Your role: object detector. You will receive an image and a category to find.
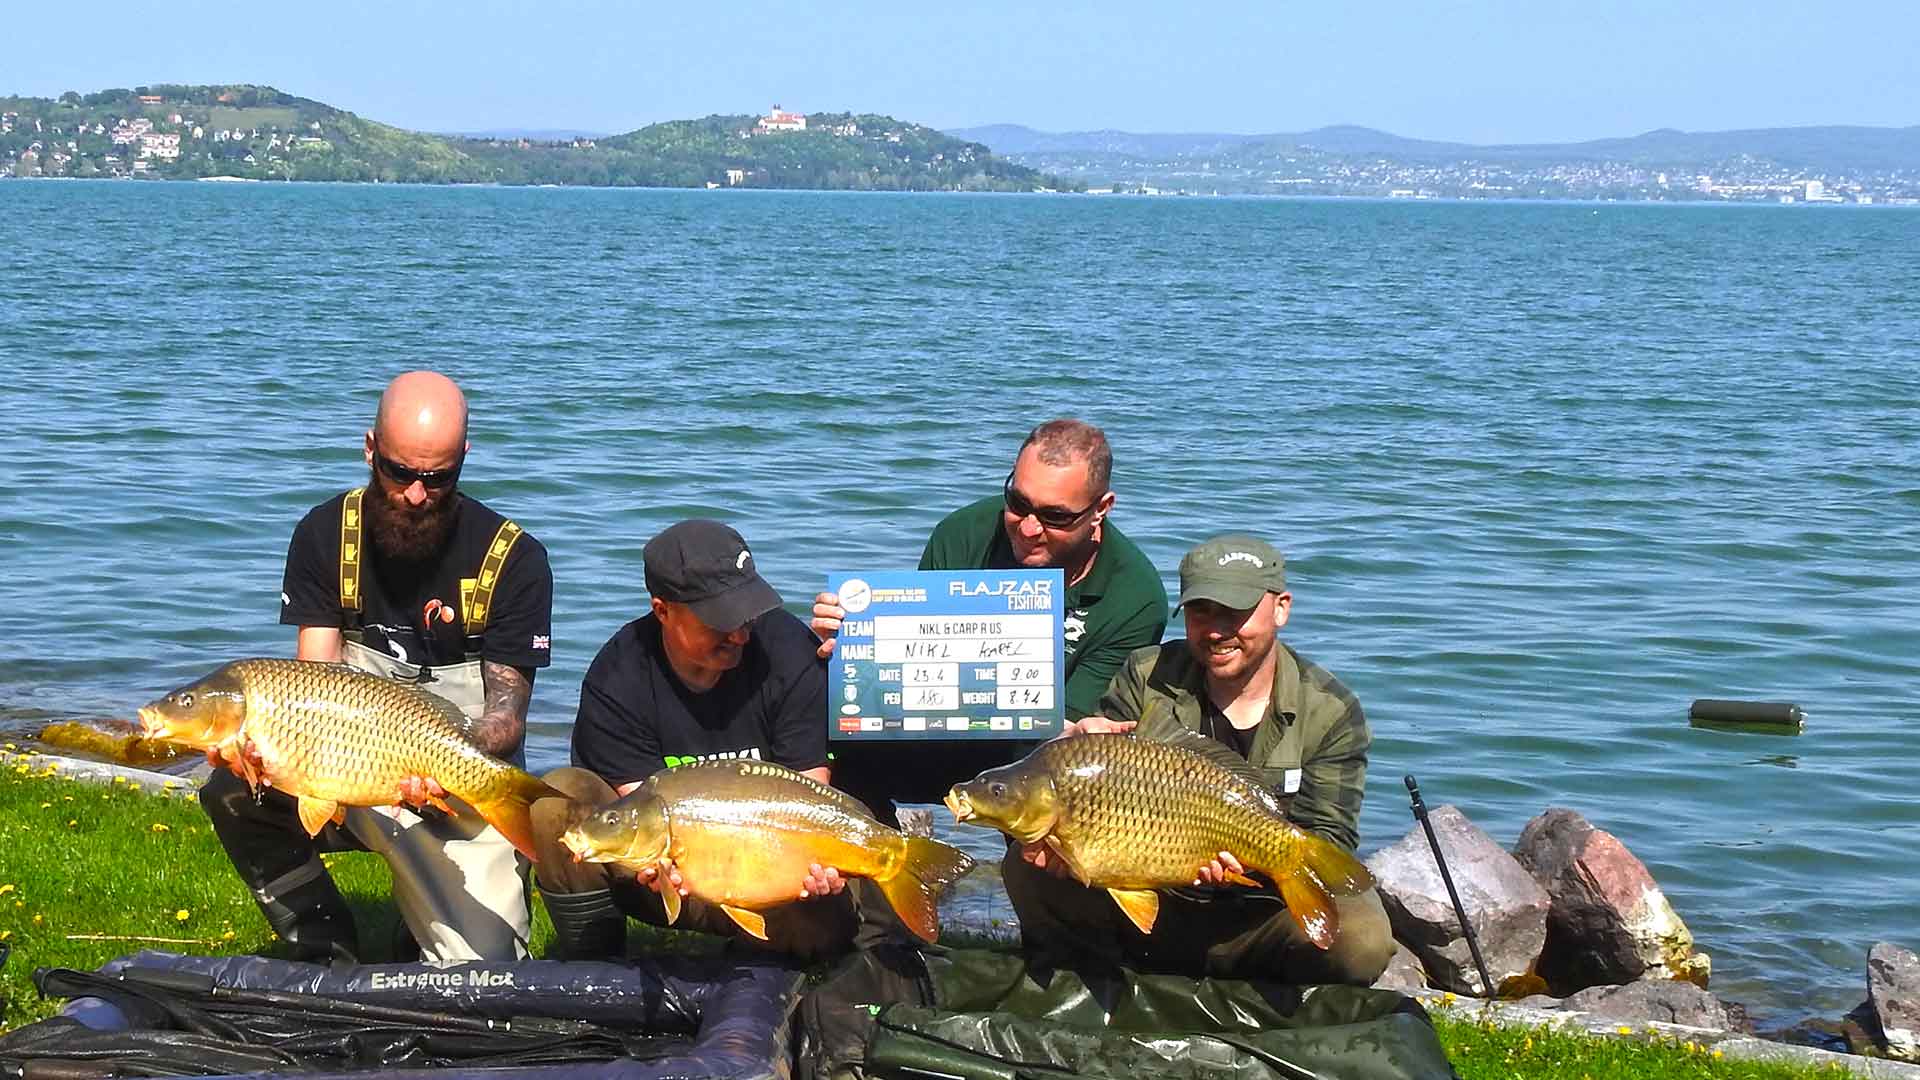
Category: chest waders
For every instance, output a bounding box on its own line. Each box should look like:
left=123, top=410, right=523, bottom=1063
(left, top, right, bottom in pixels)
left=333, top=487, right=535, bottom=962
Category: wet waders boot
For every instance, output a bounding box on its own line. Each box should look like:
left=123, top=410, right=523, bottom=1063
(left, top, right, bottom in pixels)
left=541, top=888, right=626, bottom=961
left=255, top=857, right=361, bottom=966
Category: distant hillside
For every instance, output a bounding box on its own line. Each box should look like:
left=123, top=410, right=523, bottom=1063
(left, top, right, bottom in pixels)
left=950, top=122, right=1920, bottom=176
left=0, top=85, right=1072, bottom=191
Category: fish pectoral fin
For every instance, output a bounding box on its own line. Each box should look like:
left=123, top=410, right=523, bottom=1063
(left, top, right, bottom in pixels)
left=1279, top=874, right=1340, bottom=950
left=658, top=863, right=682, bottom=926
left=1044, top=836, right=1091, bottom=886
left=1107, top=888, right=1161, bottom=935
left=425, top=794, right=458, bottom=817
left=1221, top=868, right=1262, bottom=889
left=295, top=797, right=340, bottom=838
left=720, top=905, right=768, bottom=941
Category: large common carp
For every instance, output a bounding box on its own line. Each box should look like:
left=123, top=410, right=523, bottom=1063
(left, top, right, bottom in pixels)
left=944, top=732, right=1373, bottom=949
left=137, top=658, right=560, bottom=860
left=561, top=758, right=974, bottom=944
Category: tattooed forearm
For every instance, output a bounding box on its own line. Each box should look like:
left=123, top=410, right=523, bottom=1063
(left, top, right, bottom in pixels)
left=472, top=661, right=534, bottom=756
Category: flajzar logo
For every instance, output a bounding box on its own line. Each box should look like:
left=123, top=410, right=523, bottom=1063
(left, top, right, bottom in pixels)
left=949, top=579, right=1052, bottom=597
left=1218, top=552, right=1265, bottom=567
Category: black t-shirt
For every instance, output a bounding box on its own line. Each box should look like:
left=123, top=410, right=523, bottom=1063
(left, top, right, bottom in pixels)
left=280, top=490, right=554, bottom=671
left=570, top=609, right=829, bottom=789
left=1202, top=700, right=1258, bottom=761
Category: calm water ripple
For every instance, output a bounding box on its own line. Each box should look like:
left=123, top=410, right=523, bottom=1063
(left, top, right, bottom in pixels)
left=2, top=181, right=1916, bottom=1026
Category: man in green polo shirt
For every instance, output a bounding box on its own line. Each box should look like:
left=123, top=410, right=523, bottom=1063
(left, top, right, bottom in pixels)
left=1001, top=534, right=1395, bottom=985
left=812, top=418, right=1168, bottom=824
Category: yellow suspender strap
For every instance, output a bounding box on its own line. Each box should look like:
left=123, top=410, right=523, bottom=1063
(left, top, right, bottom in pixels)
left=339, top=488, right=364, bottom=613
left=463, top=519, right=523, bottom=636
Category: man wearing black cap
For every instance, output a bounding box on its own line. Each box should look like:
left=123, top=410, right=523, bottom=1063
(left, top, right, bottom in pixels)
left=529, top=519, right=854, bottom=960
left=1000, top=533, right=1396, bottom=985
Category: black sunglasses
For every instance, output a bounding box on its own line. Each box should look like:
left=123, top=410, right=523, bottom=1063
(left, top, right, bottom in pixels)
left=1003, top=469, right=1098, bottom=530
left=373, top=444, right=463, bottom=490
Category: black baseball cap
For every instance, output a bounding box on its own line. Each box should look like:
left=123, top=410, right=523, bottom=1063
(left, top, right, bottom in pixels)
left=642, top=519, right=782, bottom=631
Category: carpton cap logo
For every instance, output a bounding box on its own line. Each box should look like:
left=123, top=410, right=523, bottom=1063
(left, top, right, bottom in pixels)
left=736, top=550, right=751, bottom=570
left=1218, top=551, right=1265, bottom=568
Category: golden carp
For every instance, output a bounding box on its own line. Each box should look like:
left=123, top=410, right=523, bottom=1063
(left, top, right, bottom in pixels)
left=137, top=658, right=560, bottom=861
left=561, top=757, right=974, bottom=944
left=944, top=732, right=1373, bottom=949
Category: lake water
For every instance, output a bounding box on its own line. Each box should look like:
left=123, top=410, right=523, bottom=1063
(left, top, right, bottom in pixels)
left=2, top=180, right=1915, bottom=1027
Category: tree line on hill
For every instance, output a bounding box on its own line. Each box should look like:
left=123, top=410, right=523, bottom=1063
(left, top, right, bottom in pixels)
left=1, top=84, right=1076, bottom=192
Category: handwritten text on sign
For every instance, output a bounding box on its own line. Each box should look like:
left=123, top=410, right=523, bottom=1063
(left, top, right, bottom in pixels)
left=826, top=570, right=1066, bottom=741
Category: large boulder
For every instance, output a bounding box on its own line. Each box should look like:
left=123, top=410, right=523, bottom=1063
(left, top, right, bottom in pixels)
left=1563, top=980, right=1741, bottom=1031
left=1512, top=807, right=1710, bottom=993
left=1869, top=942, right=1920, bottom=1062
left=1367, top=804, right=1548, bottom=996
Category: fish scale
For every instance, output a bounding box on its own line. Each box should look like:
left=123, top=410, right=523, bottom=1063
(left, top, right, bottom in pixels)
left=561, top=757, right=975, bottom=943
left=1044, top=736, right=1288, bottom=886
left=945, top=732, right=1374, bottom=947
left=138, top=658, right=562, bottom=861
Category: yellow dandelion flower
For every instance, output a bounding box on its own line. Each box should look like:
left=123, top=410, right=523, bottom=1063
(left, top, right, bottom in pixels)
left=63, top=795, right=74, bottom=801
left=3, top=742, right=14, bottom=750
left=162, top=780, right=177, bottom=789
left=1, top=930, right=11, bottom=942
left=113, top=776, right=127, bottom=784
left=222, top=930, right=236, bottom=941
left=1617, top=1026, right=1633, bottom=1035
left=0, top=884, right=15, bottom=895
left=32, top=914, right=43, bottom=925
left=175, top=909, right=191, bottom=921
left=150, top=823, right=171, bottom=833
left=67, top=820, right=77, bottom=827
left=1712, top=1049, right=1723, bottom=1059
left=39, top=802, right=52, bottom=809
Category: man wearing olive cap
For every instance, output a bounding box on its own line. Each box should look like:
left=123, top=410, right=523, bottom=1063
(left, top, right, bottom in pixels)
left=529, top=519, right=855, bottom=960
left=1004, top=534, right=1396, bottom=985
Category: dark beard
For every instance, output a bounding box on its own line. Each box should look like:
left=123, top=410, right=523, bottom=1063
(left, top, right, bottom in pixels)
left=364, top=476, right=461, bottom=564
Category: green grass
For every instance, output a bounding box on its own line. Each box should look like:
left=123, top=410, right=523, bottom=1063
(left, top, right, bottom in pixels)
left=0, top=761, right=1874, bottom=1078
left=1430, top=1004, right=1857, bottom=1079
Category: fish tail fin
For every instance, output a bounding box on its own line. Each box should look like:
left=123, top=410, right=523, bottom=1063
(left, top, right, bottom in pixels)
left=877, top=837, right=975, bottom=943
left=464, top=770, right=567, bottom=864
left=1302, top=834, right=1374, bottom=896
left=1252, top=831, right=1375, bottom=951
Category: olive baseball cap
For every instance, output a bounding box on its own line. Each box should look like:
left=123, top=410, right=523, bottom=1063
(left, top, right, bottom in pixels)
left=643, top=519, right=782, bottom=630
left=1174, top=535, right=1288, bottom=612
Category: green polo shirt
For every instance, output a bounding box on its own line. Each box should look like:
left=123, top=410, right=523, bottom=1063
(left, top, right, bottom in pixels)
left=1101, top=640, right=1370, bottom=852
left=919, top=495, right=1169, bottom=720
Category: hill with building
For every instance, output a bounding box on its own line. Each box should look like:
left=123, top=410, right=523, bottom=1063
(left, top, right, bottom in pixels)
left=948, top=123, right=1920, bottom=202
left=0, top=86, right=1072, bottom=191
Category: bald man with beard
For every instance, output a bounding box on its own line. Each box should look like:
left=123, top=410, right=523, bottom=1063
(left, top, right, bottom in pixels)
left=200, top=371, right=556, bottom=964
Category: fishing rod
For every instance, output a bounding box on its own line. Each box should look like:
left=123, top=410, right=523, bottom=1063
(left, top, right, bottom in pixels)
left=1404, top=774, right=1495, bottom=998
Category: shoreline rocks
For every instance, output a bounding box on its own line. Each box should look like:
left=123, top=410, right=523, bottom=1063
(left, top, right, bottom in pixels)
left=1366, top=803, right=1548, bottom=996
left=1513, top=807, right=1711, bottom=992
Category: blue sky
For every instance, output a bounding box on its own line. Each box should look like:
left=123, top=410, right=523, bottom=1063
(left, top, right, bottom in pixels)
left=5, top=0, right=1915, bottom=143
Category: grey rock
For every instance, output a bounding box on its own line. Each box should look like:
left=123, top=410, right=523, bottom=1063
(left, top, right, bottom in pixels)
left=1563, top=979, right=1736, bottom=1031
left=1514, top=807, right=1709, bottom=993
left=1367, top=804, right=1548, bottom=996
left=1870, top=942, right=1920, bottom=1062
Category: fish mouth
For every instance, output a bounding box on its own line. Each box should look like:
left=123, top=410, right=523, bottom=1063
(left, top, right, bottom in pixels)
left=942, top=789, right=974, bottom=822
left=135, top=706, right=168, bottom=739
left=558, top=829, right=614, bottom=863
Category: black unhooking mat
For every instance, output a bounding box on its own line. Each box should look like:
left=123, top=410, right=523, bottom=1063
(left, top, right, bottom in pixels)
left=796, top=946, right=1458, bottom=1080
left=0, top=950, right=804, bottom=1080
